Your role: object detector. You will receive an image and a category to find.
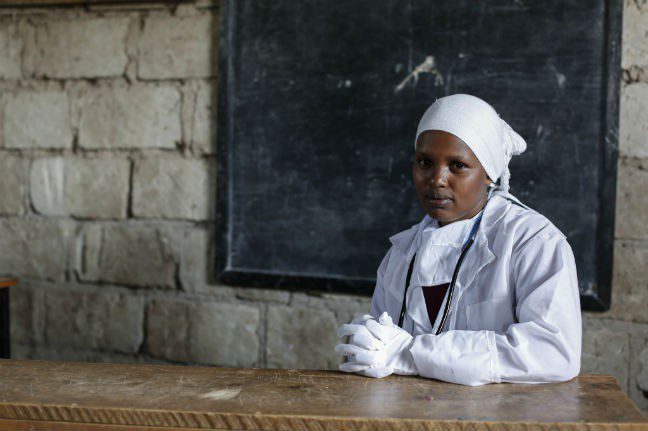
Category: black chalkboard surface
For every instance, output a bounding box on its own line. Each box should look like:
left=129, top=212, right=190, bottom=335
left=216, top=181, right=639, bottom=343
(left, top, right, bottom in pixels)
left=216, top=0, right=621, bottom=311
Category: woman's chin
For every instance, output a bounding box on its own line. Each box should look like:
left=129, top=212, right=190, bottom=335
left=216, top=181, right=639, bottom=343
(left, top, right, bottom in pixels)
left=426, top=207, right=454, bottom=223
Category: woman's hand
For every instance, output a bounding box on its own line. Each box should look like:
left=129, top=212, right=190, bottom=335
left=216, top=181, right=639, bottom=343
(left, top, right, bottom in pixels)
left=335, top=312, right=418, bottom=378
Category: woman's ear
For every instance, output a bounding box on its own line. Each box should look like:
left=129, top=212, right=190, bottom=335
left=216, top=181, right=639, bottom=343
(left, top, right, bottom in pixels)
left=485, top=177, right=496, bottom=194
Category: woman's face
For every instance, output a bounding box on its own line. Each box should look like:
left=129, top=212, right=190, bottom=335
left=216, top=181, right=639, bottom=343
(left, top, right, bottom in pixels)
left=413, top=130, right=491, bottom=226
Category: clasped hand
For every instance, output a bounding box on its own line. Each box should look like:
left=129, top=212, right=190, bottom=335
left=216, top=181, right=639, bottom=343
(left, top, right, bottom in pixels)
left=335, top=312, right=417, bottom=378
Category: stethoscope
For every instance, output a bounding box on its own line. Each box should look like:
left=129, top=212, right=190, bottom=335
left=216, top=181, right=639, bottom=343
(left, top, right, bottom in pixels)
left=397, top=211, right=484, bottom=334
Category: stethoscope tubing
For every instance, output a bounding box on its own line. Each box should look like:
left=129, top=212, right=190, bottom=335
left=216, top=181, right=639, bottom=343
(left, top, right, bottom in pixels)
left=398, top=212, right=484, bottom=333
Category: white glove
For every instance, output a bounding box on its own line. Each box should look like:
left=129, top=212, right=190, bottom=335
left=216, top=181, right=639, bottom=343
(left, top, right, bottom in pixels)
left=335, top=312, right=418, bottom=378
left=335, top=314, right=392, bottom=378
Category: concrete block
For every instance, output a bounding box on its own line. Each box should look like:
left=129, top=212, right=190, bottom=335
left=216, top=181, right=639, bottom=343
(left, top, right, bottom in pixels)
left=616, top=159, right=648, bottom=240
left=138, top=14, right=216, bottom=79
left=581, top=323, right=631, bottom=391
left=64, top=158, right=130, bottom=219
left=76, top=224, right=177, bottom=288
left=192, top=81, right=217, bottom=154
left=132, top=156, right=213, bottom=220
left=0, top=22, right=22, bottom=79
left=190, top=301, right=260, bottom=366
left=623, top=0, right=648, bottom=69
left=3, top=90, right=73, bottom=149
left=77, top=85, right=181, bottom=150
left=172, top=225, right=211, bottom=292
left=0, top=93, right=3, bottom=148
left=620, top=83, right=648, bottom=158
left=236, top=288, right=291, bottom=304
left=145, top=299, right=190, bottom=362
left=0, top=153, right=28, bottom=215
left=608, top=241, right=648, bottom=323
left=146, top=298, right=260, bottom=366
left=25, top=345, right=169, bottom=365
left=44, top=286, right=144, bottom=354
left=166, top=224, right=241, bottom=296
left=26, top=17, right=129, bottom=78
left=30, top=157, right=130, bottom=219
left=23, top=345, right=143, bottom=364
left=0, top=218, right=73, bottom=281
left=582, top=316, right=648, bottom=412
left=636, top=344, right=648, bottom=412
left=9, top=344, right=32, bottom=360
left=9, top=280, right=44, bottom=346
left=29, top=158, right=65, bottom=216
left=291, top=292, right=372, bottom=326
left=266, top=305, right=339, bottom=370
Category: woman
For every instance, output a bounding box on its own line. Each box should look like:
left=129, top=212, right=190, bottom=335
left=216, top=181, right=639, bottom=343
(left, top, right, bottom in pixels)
left=335, top=94, right=581, bottom=386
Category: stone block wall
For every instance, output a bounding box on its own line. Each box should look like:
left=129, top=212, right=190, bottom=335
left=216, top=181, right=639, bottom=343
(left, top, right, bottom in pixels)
left=0, top=0, right=647, bottom=413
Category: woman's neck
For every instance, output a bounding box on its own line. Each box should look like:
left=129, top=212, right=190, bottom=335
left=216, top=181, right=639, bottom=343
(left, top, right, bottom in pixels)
left=438, top=194, right=488, bottom=227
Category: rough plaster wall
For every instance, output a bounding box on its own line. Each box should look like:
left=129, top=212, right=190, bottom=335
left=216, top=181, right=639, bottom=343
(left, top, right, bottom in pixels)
left=0, top=0, right=646, bottom=413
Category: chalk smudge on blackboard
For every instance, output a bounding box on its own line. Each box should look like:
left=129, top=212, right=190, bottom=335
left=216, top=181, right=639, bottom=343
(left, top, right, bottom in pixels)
left=394, top=56, right=444, bottom=93
left=548, top=64, right=567, bottom=88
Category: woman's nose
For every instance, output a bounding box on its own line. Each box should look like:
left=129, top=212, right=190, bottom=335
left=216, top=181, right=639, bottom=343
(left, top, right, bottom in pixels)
left=430, top=167, right=449, bottom=187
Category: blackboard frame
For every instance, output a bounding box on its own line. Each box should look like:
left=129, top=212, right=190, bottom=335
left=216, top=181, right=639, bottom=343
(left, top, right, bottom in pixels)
left=215, top=0, right=622, bottom=311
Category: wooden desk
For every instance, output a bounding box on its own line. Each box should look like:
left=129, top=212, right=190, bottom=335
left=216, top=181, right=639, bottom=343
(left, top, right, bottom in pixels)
left=0, top=277, right=18, bottom=359
left=0, top=360, right=647, bottom=430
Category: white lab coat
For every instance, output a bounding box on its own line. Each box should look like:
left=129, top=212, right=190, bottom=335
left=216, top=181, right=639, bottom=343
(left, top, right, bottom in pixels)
left=369, top=194, right=582, bottom=386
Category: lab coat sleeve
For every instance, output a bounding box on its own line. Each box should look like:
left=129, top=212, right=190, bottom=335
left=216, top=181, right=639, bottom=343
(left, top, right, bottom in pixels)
left=369, top=248, right=395, bottom=318
left=408, top=232, right=582, bottom=386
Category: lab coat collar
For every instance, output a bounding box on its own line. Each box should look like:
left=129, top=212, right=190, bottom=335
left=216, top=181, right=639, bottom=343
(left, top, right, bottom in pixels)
left=387, top=196, right=511, bottom=331
left=480, top=194, right=510, bottom=230
left=388, top=195, right=510, bottom=253
left=388, top=216, right=430, bottom=255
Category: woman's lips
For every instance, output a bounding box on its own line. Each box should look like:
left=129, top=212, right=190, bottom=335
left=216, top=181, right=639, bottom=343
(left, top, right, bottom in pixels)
left=425, top=195, right=452, bottom=207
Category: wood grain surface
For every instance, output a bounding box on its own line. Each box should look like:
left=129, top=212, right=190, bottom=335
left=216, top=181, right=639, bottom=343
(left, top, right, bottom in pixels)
left=0, top=359, right=647, bottom=431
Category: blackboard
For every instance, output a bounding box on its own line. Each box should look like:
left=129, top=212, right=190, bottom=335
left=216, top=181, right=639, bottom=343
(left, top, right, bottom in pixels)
left=216, top=0, right=621, bottom=311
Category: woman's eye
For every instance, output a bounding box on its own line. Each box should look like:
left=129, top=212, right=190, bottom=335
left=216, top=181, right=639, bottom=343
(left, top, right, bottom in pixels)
left=451, top=161, right=467, bottom=170
left=417, top=158, right=430, bottom=167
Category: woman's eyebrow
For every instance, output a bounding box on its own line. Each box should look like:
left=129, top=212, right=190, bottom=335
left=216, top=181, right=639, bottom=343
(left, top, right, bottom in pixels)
left=445, top=152, right=473, bottom=161
left=415, top=151, right=472, bottom=160
left=443, top=152, right=466, bottom=157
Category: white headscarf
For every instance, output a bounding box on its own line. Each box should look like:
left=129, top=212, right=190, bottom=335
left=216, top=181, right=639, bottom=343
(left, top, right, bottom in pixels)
left=414, top=94, right=526, bottom=203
